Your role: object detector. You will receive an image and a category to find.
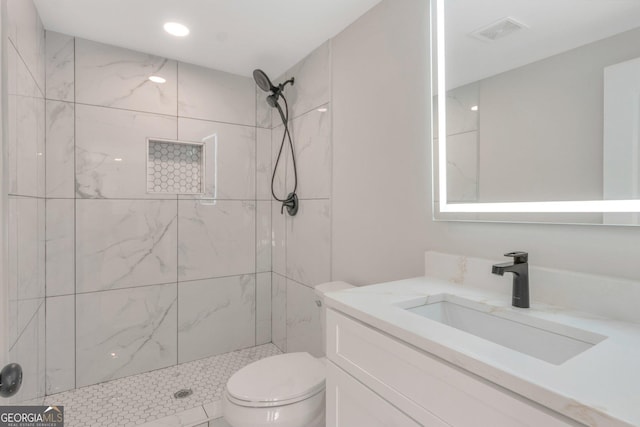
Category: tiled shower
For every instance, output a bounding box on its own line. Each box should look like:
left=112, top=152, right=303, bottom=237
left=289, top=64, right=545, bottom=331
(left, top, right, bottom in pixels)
left=4, top=0, right=334, bottom=413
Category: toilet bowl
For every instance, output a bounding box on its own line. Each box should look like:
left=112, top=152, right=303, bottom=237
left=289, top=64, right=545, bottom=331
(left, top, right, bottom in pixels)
left=223, top=352, right=326, bottom=427
left=223, top=281, right=354, bottom=427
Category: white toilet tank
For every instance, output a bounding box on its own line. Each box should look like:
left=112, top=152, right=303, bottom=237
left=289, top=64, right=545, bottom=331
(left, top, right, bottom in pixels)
left=314, top=281, right=354, bottom=356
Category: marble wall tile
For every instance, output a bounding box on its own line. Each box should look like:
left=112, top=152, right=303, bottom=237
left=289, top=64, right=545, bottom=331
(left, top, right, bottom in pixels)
left=37, top=196, right=46, bottom=293
left=287, top=106, right=331, bottom=199
left=256, top=127, right=272, bottom=200
left=76, top=199, right=178, bottom=293
left=271, top=124, right=288, bottom=199
left=16, top=197, right=45, bottom=334
left=8, top=302, right=45, bottom=405
left=76, top=283, right=177, bottom=387
left=75, top=104, right=177, bottom=199
left=275, top=41, right=331, bottom=122
left=178, top=275, right=255, bottom=363
left=6, top=38, right=45, bottom=194
left=286, top=199, right=331, bottom=286
left=36, top=100, right=45, bottom=198
left=444, top=82, right=479, bottom=136
left=6, top=0, right=19, bottom=45
left=271, top=202, right=286, bottom=276
left=35, top=12, right=46, bottom=98
left=16, top=42, right=41, bottom=99
left=286, top=280, right=322, bottom=357
left=271, top=273, right=287, bottom=352
left=7, top=39, right=17, bottom=97
left=7, top=47, right=18, bottom=195
left=178, top=62, right=255, bottom=126
left=46, top=199, right=75, bottom=296
left=37, top=302, right=46, bottom=399
left=45, top=295, right=75, bottom=394
left=7, top=197, right=19, bottom=347
left=46, top=100, right=75, bottom=198
left=446, top=131, right=478, bottom=202
left=178, top=200, right=255, bottom=281
left=6, top=159, right=45, bottom=353
left=256, top=201, right=271, bottom=273
left=256, top=86, right=272, bottom=129
left=256, top=272, right=272, bottom=345
left=45, top=31, right=74, bottom=102
left=7, top=0, right=45, bottom=95
left=75, top=38, right=177, bottom=115
left=177, top=118, right=256, bottom=200
left=15, top=70, right=42, bottom=197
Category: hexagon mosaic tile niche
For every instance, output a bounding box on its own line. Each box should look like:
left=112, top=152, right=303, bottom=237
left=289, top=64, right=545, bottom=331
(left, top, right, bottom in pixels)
left=148, top=139, right=204, bottom=194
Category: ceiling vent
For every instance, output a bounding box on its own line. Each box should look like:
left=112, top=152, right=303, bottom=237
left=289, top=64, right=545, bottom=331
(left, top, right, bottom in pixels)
left=470, top=17, right=528, bottom=42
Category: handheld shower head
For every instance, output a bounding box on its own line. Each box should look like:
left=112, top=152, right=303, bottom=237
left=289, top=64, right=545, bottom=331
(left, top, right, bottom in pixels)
left=253, top=69, right=275, bottom=93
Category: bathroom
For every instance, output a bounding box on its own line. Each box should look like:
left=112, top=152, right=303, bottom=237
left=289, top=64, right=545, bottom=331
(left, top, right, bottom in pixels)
left=0, top=0, right=639, bottom=426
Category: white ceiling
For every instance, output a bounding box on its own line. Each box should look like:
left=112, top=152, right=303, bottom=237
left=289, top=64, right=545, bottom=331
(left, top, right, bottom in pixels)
left=446, top=0, right=640, bottom=89
left=34, top=0, right=382, bottom=78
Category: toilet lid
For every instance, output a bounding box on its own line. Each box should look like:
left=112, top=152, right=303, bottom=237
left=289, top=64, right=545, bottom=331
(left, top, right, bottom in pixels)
left=226, top=353, right=325, bottom=406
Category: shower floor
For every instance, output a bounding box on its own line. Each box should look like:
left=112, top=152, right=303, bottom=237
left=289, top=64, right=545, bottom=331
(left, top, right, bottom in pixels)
left=44, top=343, right=281, bottom=427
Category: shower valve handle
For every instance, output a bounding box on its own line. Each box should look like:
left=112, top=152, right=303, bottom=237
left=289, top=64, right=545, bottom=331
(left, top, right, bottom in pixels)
left=0, top=363, right=22, bottom=398
left=280, top=193, right=299, bottom=216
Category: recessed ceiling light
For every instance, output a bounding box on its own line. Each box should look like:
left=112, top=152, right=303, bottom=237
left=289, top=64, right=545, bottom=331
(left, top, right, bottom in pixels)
left=471, top=105, right=479, bottom=111
left=164, top=22, right=190, bottom=37
left=317, top=107, right=328, bottom=113
left=114, top=158, right=123, bottom=162
left=149, top=75, right=166, bottom=84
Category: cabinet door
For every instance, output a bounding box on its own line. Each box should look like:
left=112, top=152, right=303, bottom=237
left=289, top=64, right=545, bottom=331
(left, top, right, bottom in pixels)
left=326, top=362, right=450, bottom=427
left=327, top=309, right=582, bottom=427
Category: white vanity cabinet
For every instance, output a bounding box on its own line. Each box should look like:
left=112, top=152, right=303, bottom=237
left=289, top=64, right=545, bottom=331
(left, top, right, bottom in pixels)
left=325, top=309, right=584, bottom=427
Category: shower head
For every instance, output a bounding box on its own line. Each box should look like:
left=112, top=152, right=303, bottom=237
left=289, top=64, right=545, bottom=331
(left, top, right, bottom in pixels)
left=267, top=94, right=279, bottom=108
left=253, top=69, right=275, bottom=93
left=254, top=68, right=295, bottom=109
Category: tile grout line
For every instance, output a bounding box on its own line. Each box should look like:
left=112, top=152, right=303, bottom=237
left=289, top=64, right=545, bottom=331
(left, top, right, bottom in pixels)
left=328, top=40, right=334, bottom=285
left=72, top=34, right=77, bottom=392
left=70, top=100, right=261, bottom=130
left=43, top=28, right=48, bottom=402
left=254, top=89, right=258, bottom=347
left=176, top=198, right=179, bottom=366
left=176, top=61, right=180, bottom=367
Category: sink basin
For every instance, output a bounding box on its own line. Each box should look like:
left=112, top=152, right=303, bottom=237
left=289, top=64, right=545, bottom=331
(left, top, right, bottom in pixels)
left=406, top=295, right=606, bottom=365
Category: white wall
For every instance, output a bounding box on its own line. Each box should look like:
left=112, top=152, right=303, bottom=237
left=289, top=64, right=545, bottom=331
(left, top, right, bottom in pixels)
left=332, top=0, right=640, bottom=284
left=332, top=0, right=430, bottom=286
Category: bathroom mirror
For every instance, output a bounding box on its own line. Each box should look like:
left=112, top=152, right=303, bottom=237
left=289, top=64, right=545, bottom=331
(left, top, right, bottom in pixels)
left=433, top=0, right=640, bottom=225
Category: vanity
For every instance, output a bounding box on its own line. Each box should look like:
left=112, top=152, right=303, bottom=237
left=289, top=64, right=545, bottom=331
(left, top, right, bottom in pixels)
left=323, top=253, right=640, bottom=427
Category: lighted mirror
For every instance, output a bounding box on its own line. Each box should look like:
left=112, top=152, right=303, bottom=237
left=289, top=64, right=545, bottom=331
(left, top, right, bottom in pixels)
left=433, top=0, right=640, bottom=225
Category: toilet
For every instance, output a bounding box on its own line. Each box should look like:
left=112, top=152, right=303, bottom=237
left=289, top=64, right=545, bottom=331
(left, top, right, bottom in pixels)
left=222, top=282, right=354, bottom=427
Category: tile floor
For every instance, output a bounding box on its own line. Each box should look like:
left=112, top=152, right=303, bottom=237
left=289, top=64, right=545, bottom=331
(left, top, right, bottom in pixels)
left=44, top=344, right=281, bottom=427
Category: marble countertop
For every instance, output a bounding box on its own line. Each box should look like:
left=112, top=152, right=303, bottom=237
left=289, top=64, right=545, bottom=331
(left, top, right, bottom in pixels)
left=324, top=276, right=640, bottom=427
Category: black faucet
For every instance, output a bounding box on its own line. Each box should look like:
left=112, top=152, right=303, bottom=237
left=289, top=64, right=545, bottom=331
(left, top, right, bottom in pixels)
left=492, top=252, right=530, bottom=308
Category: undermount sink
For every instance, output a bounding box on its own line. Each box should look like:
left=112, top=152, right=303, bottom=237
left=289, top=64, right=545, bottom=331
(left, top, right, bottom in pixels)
left=406, top=295, right=607, bottom=365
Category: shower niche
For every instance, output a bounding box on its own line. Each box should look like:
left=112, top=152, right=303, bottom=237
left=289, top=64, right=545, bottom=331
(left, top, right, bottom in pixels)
left=147, top=138, right=205, bottom=194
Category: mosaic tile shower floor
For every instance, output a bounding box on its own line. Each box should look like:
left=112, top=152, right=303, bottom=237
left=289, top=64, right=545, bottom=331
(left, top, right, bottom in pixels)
left=45, top=344, right=281, bottom=427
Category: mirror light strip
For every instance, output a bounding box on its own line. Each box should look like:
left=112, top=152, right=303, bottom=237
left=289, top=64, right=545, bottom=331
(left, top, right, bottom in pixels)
left=440, top=200, right=640, bottom=213
left=437, top=0, right=448, bottom=207
left=434, top=0, right=640, bottom=214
